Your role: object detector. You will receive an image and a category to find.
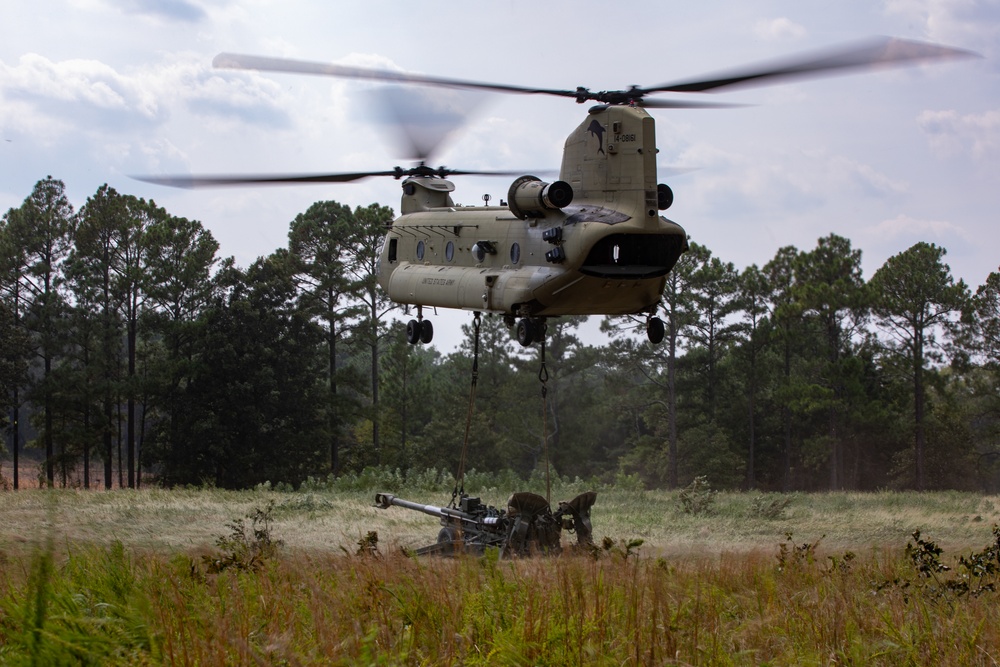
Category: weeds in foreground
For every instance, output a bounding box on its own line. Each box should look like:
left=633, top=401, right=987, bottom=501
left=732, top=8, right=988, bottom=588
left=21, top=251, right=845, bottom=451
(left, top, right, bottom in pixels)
left=5, top=515, right=1000, bottom=665
left=0, top=540, right=157, bottom=665
left=203, top=501, right=283, bottom=573
left=591, top=536, right=645, bottom=561
left=4, top=532, right=1000, bottom=665
left=355, top=530, right=381, bottom=557
left=874, top=526, right=1000, bottom=602
left=776, top=532, right=824, bottom=570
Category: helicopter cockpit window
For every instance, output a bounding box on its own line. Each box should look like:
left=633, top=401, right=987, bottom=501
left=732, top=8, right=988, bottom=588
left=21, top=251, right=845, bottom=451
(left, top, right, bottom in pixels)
left=416, top=240, right=425, bottom=261
left=388, top=238, right=398, bottom=263
left=510, top=242, right=520, bottom=265
left=445, top=241, right=455, bottom=262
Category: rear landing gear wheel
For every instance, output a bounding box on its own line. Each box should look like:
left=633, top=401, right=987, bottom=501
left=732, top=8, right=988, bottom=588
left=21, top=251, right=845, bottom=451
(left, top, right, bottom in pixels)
left=647, top=316, right=665, bottom=344
left=406, top=319, right=421, bottom=345
left=516, top=319, right=534, bottom=346
left=405, top=318, right=434, bottom=345
left=419, top=319, right=434, bottom=344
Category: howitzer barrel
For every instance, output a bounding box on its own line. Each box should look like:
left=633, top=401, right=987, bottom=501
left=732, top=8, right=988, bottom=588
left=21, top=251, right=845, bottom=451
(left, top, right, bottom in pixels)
left=374, top=493, right=476, bottom=522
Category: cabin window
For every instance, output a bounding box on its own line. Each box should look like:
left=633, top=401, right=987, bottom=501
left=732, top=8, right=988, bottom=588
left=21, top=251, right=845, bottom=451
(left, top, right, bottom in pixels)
left=446, top=241, right=455, bottom=262
left=510, top=242, right=520, bottom=265
left=416, top=240, right=425, bottom=260
left=388, top=238, right=398, bottom=263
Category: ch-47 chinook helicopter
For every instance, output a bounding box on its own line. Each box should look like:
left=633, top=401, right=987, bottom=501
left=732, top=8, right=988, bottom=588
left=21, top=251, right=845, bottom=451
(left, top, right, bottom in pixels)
left=140, top=37, right=976, bottom=348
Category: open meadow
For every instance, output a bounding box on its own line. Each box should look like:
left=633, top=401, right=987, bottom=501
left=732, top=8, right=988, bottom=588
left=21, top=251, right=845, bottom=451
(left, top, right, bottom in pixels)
left=2, top=480, right=1000, bottom=665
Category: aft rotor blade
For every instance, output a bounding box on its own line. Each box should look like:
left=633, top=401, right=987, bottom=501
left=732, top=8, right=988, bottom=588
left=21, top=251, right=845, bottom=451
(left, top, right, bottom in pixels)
left=645, top=37, right=979, bottom=94
left=214, top=53, right=581, bottom=98
left=215, top=38, right=978, bottom=107
left=638, top=98, right=746, bottom=109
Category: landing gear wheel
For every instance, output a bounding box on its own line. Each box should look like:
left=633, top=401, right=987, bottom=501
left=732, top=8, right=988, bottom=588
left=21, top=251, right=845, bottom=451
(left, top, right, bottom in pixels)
left=515, top=318, right=545, bottom=347
left=406, top=319, right=421, bottom=345
left=532, top=319, right=546, bottom=345
left=516, top=319, right=534, bottom=347
left=419, top=319, right=434, bottom=344
left=647, top=316, right=665, bottom=344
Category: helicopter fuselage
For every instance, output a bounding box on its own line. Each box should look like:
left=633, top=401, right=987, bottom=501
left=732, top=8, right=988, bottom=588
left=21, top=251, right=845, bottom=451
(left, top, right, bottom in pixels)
left=380, top=205, right=686, bottom=318
left=377, top=104, right=688, bottom=324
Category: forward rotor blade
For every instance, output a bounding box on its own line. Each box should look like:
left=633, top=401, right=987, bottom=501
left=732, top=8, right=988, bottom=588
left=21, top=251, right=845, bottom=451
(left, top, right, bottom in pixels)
left=214, top=53, right=580, bottom=98
left=645, top=37, right=980, bottom=94
left=134, top=168, right=535, bottom=189
left=436, top=168, right=531, bottom=177
left=133, top=171, right=399, bottom=188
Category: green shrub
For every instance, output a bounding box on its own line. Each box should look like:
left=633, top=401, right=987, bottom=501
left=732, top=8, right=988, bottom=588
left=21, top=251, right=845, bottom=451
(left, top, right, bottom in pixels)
left=748, top=493, right=793, bottom=520
left=205, top=502, right=284, bottom=573
left=678, top=476, right=715, bottom=515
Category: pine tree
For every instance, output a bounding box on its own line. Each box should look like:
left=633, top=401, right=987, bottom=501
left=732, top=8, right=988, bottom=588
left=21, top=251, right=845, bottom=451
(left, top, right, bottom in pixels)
left=287, top=201, right=360, bottom=474
left=1, top=177, right=74, bottom=486
left=870, top=242, right=969, bottom=490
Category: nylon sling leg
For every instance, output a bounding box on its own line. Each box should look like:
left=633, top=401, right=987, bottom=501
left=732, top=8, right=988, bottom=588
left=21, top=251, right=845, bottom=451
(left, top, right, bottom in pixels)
left=539, top=334, right=552, bottom=506
left=451, top=311, right=481, bottom=507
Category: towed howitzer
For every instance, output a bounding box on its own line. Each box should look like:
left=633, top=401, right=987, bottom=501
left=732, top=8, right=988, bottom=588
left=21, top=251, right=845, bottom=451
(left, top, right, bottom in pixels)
left=374, top=490, right=597, bottom=557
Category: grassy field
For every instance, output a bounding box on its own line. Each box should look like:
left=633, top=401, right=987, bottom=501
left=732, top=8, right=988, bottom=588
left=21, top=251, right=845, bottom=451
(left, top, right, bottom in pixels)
left=2, top=483, right=1000, bottom=664
left=1, top=483, right=998, bottom=555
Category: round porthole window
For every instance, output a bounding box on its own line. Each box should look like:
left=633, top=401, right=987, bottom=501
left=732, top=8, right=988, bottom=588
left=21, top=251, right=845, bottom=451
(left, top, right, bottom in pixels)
left=510, top=242, right=521, bottom=265
left=416, top=240, right=425, bottom=260
left=445, top=241, right=455, bottom=262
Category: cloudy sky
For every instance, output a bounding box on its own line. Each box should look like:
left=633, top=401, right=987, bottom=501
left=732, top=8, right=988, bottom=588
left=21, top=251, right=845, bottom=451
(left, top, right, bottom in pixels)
left=2, top=0, right=998, bottom=350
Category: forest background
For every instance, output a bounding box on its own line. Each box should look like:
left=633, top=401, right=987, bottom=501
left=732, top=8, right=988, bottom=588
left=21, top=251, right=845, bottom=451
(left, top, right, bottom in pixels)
left=2, top=176, right=999, bottom=494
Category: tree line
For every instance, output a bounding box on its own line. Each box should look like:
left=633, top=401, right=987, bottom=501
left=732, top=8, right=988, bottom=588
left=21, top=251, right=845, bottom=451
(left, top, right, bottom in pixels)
left=2, top=177, right=998, bottom=491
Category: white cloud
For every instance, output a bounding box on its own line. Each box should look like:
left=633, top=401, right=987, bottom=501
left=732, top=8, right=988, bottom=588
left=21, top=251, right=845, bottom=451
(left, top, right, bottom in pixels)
left=866, top=212, right=970, bottom=242
left=0, top=51, right=295, bottom=149
left=676, top=143, right=910, bottom=220
left=883, top=0, right=1000, bottom=59
left=1, top=53, right=159, bottom=117
left=70, top=0, right=209, bottom=23
left=825, top=155, right=910, bottom=197
left=918, top=108, right=1000, bottom=159
left=753, top=18, right=807, bottom=41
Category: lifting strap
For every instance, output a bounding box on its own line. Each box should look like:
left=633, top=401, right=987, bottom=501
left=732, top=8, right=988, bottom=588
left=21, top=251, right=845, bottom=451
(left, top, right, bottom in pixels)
left=539, top=334, right=552, bottom=506
left=451, top=311, right=480, bottom=507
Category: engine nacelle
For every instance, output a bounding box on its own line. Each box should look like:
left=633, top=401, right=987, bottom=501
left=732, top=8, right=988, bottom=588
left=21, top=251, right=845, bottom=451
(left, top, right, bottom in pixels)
left=507, top=175, right=574, bottom=220
left=657, top=183, right=673, bottom=211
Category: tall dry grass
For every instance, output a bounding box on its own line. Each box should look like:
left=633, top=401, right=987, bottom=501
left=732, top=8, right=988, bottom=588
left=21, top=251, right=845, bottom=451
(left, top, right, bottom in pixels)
left=3, top=536, right=1000, bottom=665
left=3, top=484, right=1000, bottom=663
